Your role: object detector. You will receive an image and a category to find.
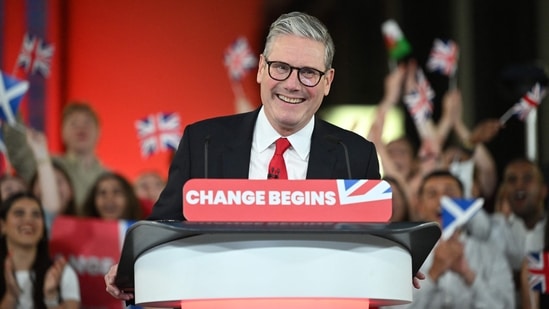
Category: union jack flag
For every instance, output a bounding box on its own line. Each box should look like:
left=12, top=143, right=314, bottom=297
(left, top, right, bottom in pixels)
left=403, top=69, right=434, bottom=122
left=16, top=33, right=55, bottom=77
left=512, top=83, right=546, bottom=121
left=440, top=196, right=484, bottom=240
left=426, top=39, right=459, bottom=76
left=527, top=251, right=549, bottom=293
left=336, top=179, right=392, bottom=205
left=0, top=71, right=29, bottom=126
left=135, top=112, right=182, bottom=157
left=224, top=37, right=257, bottom=81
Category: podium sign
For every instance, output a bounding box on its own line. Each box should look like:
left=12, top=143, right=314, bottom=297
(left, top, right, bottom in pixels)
left=115, top=179, right=440, bottom=308
left=183, top=179, right=392, bottom=222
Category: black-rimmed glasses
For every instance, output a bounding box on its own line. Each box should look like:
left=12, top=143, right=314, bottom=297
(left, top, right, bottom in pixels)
left=265, top=59, right=326, bottom=87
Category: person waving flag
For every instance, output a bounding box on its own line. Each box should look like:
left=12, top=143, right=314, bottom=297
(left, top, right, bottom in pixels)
left=15, top=33, right=55, bottom=77
left=0, top=71, right=29, bottom=126
left=500, top=82, right=546, bottom=124
left=427, top=39, right=459, bottom=89
left=224, top=36, right=257, bottom=113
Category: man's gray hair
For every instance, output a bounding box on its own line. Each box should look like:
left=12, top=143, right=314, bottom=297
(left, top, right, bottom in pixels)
left=263, top=11, right=335, bottom=70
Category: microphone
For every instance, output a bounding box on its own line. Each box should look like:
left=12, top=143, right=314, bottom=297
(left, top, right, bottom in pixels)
left=204, top=135, right=211, bottom=178
left=325, top=135, right=352, bottom=179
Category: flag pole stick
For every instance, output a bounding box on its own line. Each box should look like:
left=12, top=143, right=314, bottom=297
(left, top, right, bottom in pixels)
left=388, top=59, right=396, bottom=72
left=499, top=107, right=515, bottom=125
left=449, top=73, right=457, bottom=90
left=526, top=109, right=537, bottom=162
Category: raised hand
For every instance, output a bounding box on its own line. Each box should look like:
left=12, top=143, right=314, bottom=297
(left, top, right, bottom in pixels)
left=43, top=256, right=67, bottom=300
left=2, top=256, right=21, bottom=307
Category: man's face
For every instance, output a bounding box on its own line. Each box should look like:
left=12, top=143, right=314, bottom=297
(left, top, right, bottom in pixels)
left=257, top=35, right=334, bottom=136
left=417, top=175, right=462, bottom=223
left=62, top=111, right=99, bottom=154
left=503, top=161, right=547, bottom=219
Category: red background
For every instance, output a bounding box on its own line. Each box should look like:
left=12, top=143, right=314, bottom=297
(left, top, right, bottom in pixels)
left=2, top=0, right=263, bottom=181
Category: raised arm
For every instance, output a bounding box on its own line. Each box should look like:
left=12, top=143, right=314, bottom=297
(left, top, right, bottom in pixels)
left=25, top=128, right=61, bottom=215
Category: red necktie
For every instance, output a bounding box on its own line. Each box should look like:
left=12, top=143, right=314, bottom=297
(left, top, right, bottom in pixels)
left=268, top=138, right=291, bottom=179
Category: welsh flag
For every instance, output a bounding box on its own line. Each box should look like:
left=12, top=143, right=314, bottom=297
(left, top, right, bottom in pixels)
left=381, top=19, right=412, bottom=61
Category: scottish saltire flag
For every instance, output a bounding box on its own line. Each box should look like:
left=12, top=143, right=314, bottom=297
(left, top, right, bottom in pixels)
left=403, top=69, right=434, bottom=122
left=336, top=179, right=392, bottom=205
left=16, top=33, right=55, bottom=77
left=527, top=251, right=549, bottom=293
left=135, top=112, right=182, bottom=157
left=224, top=37, right=257, bottom=81
left=426, top=39, right=459, bottom=76
left=381, top=19, right=412, bottom=60
left=440, top=196, right=484, bottom=240
left=0, top=126, right=7, bottom=176
left=512, top=83, right=546, bottom=121
left=0, top=71, right=29, bottom=126
left=0, top=122, right=7, bottom=155
left=49, top=216, right=135, bottom=309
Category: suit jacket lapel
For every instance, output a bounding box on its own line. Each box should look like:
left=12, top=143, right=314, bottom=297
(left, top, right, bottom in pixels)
left=307, top=121, right=339, bottom=179
left=221, top=109, right=259, bottom=178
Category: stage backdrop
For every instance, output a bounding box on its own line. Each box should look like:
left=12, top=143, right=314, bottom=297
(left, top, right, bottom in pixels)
left=1, top=0, right=262, bottom=181
left=66, top=0, right=262, bottom=181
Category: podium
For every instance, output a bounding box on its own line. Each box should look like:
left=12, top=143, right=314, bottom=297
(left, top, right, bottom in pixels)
left=114, top=220, right=440, bottom=308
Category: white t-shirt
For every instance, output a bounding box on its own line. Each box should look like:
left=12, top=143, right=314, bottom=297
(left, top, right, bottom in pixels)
left=15, top=264, right=80, bottom=309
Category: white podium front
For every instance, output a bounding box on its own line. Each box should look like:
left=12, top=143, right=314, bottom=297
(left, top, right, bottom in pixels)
left=115, top=221, right=440, bottom=308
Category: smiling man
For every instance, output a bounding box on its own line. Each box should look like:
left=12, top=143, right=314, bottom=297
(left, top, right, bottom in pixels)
left=105, top=11, right=382, bottom=301
left=489, top=158, right=547, bottom=271
left=145, top=11, right=380, bottom=221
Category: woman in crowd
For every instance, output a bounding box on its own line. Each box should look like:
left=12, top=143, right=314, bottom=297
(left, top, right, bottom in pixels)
left=82, top=172, right=142, bottom=220
left=0, top=192, right=80, bottom=308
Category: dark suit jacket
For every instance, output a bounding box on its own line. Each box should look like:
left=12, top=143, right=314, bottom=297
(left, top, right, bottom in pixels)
left=149, top=108, right=380, bottom=220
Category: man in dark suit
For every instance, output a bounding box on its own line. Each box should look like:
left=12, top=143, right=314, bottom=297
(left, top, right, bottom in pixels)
left=149, top=109, right=380, bottom=220
left=106, top=11, right=380, bottom=300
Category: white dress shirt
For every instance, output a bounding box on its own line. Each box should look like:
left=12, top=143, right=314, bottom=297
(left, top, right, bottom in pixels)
left=248, top=107, right=313, bottom=180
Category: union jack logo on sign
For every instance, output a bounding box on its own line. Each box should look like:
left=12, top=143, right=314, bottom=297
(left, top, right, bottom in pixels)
left=336, top=179, right=392, bottom=205
left=135, top=112, right=182, bottom=157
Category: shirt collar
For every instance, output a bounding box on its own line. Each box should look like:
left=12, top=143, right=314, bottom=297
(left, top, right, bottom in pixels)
left=254, top=106, right=314, bottom=161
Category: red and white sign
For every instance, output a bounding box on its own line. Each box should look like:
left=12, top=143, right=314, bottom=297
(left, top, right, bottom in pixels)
left=49, top=216, right=133, bottom=309
left=183, top=179, right=392, bottom=222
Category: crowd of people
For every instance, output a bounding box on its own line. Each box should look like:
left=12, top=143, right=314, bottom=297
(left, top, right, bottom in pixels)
left=0, top=102, right=166, bottom=307
left=370, top=60, right=548, bottom=308
left=0, top=10, right=547, bottom=309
